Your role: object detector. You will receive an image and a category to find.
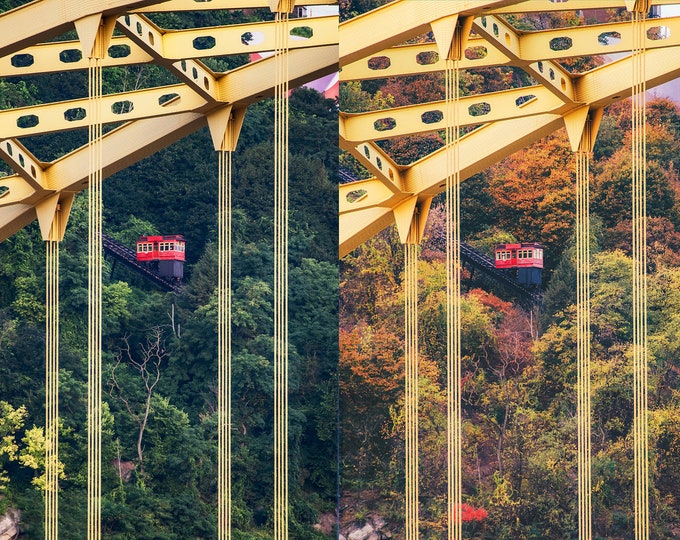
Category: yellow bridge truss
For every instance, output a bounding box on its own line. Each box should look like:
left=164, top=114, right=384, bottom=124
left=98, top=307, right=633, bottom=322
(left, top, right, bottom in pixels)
left=339, top=0, right=680, bottom=256
left=0, top=0, right=338, bottom=241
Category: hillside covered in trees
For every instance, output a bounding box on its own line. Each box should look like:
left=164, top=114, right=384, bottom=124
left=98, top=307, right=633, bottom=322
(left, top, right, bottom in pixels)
left=338, top=2, right=680, bottom=537
left=0, top=6, right=338, bottom=538
left=340, top=86, right=680, bottom=537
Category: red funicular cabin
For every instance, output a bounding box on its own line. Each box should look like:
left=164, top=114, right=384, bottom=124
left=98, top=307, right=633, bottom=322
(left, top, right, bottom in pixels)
left=494, top=242, right=544, bottom=286
left=136, top=235, right=186, bottom=279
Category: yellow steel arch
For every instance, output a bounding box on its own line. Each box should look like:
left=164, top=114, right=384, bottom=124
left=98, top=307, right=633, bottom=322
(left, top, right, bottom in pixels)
left=339, top=0, right=680, bottom=256
left=0, top=0, right=338, bottom=242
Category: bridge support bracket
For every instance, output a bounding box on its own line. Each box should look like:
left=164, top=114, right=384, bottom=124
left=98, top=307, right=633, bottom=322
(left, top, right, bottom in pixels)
left=564, top=106, right=603, bottom=153
left=207, top=105, right=247, bottom=152
left=36, top=193, right=74, bottom=242
left=394, top=196, right=432, bottom=245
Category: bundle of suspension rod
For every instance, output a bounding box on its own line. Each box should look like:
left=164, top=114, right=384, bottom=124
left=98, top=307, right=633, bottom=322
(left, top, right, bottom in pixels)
left=575, top=143, right=592, bottom=540
left=218, top=148, right=233, bottom=539
left=273, top=10, right=290, bottom=540
left=45, top=234, right=60, bottom=540
left=631, top=8, right=649, bottom=540
left=445, top=57, right=463, bottom=540
left=404, top=241, right=419, bottom=539
left=87, top=54, right=104, bottom=540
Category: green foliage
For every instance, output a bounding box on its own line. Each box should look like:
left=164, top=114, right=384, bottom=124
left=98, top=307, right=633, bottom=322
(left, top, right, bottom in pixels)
left=539, top=243, right=576, bottom=328
left=593, top=147, right=677, bottom=233
left=339, top=81, right=394, bottom=114
left=10, top=275, right=43, bottom=322
left=103, top=281, right=133, bottom=337
left=0, top=48, right=336, bottom=540
left=109, top=216, right=159, bottom=248
left=0, top=79, right=37, bottom=110
left=0, top=401, right=27, bottom=491
left=468, top=229, right=518, bottom=260
left=339, top=0, right=393, bottom=22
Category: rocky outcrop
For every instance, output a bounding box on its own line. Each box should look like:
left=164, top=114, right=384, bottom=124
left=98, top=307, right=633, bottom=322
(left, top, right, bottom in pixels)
left=314, top=512, right=336, bottom=536
left=341, top=515, right=391, bottom=540
left=0, top=509, right=20, bottom=540
left=112, top=458, right=136, bottom=482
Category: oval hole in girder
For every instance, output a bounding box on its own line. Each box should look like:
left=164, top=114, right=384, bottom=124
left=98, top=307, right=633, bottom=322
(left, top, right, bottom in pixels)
left=290, top=26, right=313, bottom=38
left=549, top=0, right=570, bottom=3
left=193, top=36, right=216, bottom=50
left=148, top=32, right=155, bottom=46
left=373, top=117, right=396, bottom=132
left=465, top=46, right=487, bottom=60
left=159, top=93, right=180, bottom=106
left=549, top=36, right=572, bottom=51
left=492, top=23, right=499, bottom=37
left=17, top=115, right=39, bottom=129
left=18, top=154, right=24, bottom=167
left=481, top=16, right=487, bottom=27
left=11, top=54, right=34, bottom=68
left=363, top=146, right=371, bottom=159
left=421, top=110, right=443, bottom=124
left=240, top=31, right=264, bottom=46
left=203, top=77, right=210, bottom=91
left=416, top=51, right=439, bottom=65
left=180, top=59, right=187, bottom=71
left=505, top=32, right=511, bottom=46
left=468, top=102, right=490, bottom=117
left=5, top=142, right=12, bottom=156
left=549, top=68, right=555, bottom=80
left=368, top=56, right=391, bottom=70
left=648, top=26, right=670, bottom=40
left=346, top=189, right=368, bottom=203
left=64, top=107, right=86, bottom=122
left=537, top=60, right=544, bottom=73
left=124, top=14, right=131, bottom=25
left=112, top=100, right=134, bottom=114
left=388, top=169, right=394, bottom=180
left=108, top=44, right=131, bottom=58
left=30, top=165, right=36, bottom=178
left=0, top=186, right=9, bottom=199
left=136, top=21, right=143, bottom=35
left=192, top=67, right=199, bottom=79
left=515, top=94, right=536, bottom=107
left=59, top=49, right=82, bottom=63
left=376, top=157, right=382, bottom=170
left=561, top=78, right=567, bottom=91
left=598, top=31, right=621, bottom=46
left=194, top=0, right=212, bottom=2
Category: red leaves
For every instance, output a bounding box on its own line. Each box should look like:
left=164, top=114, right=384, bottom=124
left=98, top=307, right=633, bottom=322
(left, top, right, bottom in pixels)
left=454, top=503, right=489, bottom=522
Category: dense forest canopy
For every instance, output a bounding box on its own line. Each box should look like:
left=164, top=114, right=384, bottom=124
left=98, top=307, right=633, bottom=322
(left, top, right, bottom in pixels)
left=0, top=6, right=338, bottom=538
left=338, top=4, right=680, bottom=539
left=340, top=90, right=680, bottom=538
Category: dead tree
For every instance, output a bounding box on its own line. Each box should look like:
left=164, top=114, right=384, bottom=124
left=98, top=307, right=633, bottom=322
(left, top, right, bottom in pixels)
left=109, top=327, right=167, bottom=474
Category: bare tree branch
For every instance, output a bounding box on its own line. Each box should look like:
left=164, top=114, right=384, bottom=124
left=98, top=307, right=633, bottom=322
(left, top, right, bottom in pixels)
left=107, top=327, right=167, bottom=474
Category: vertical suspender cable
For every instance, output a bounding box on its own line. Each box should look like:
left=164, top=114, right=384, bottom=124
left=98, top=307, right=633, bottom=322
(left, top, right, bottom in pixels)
left=218, top=148, right=233, bottom=539
left=404, top=240, right=419, bottom=540
left=273, top=10, right=290, bottom=540
left=45, top=222, right=60, bottom=540
left=87, top=52, right=103, bottom=540
left=575, top=139, right=592, bottom=540
left=631, top=8, right=649, bottom=540
left=445, top=56, right=462, bottom=540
